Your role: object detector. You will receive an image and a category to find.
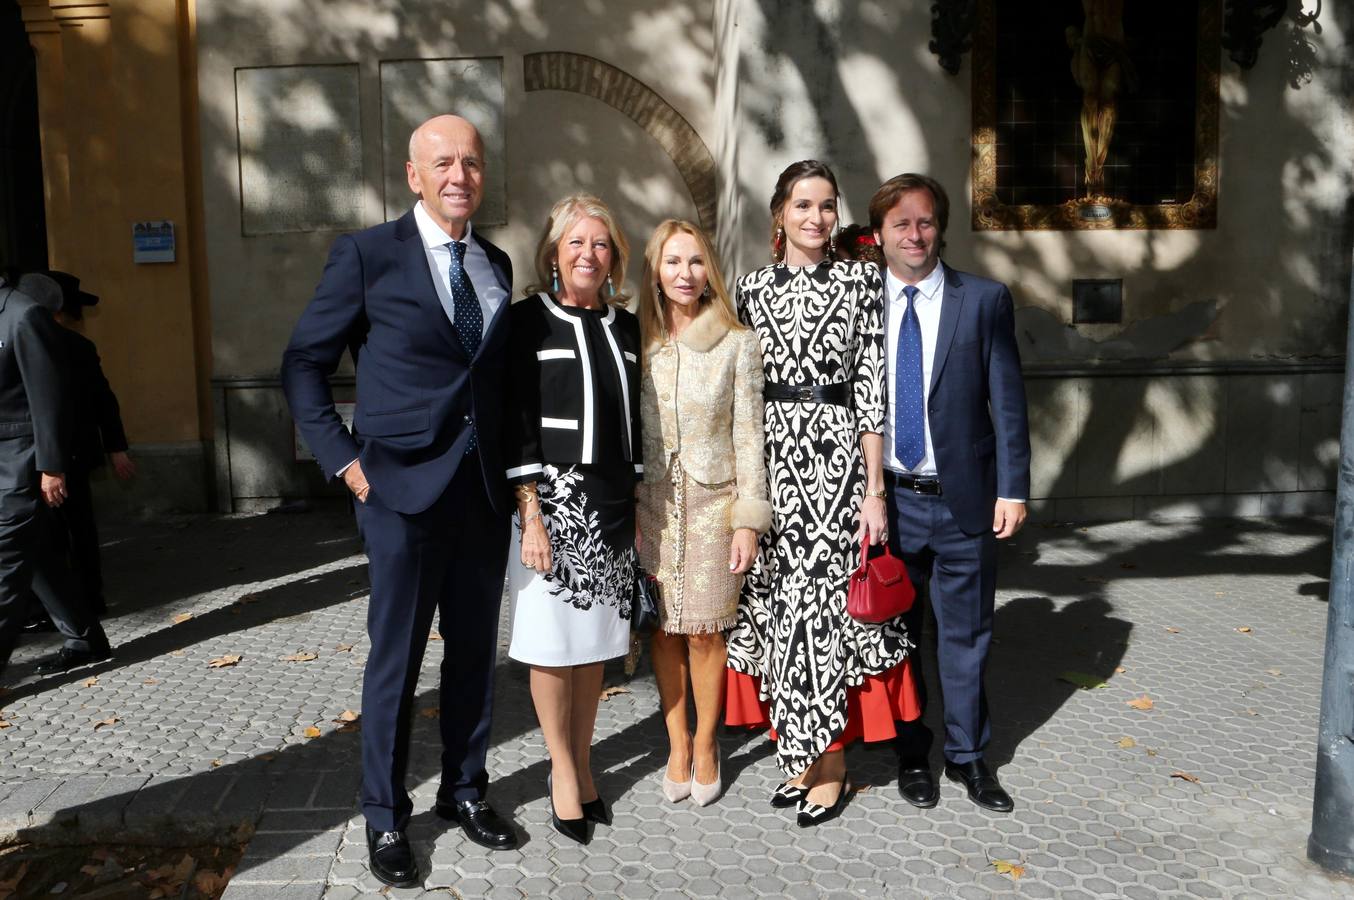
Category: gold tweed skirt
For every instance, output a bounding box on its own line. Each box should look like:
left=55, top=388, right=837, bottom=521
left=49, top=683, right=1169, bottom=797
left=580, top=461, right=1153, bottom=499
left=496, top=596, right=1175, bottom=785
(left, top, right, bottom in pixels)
left=637, top=459, right=741, bottom=635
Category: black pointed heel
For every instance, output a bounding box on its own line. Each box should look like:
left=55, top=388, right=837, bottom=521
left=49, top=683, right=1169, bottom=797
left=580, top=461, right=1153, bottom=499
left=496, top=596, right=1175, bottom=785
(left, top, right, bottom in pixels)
left=581, top=795, right=611, bottom=826
left=547, top=773, right=591, bottom=844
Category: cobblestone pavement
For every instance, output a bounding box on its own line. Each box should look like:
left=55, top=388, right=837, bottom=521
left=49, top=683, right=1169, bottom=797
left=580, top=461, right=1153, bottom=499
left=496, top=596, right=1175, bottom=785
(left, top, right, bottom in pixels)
left=2, top=506, right=1352, bottom=898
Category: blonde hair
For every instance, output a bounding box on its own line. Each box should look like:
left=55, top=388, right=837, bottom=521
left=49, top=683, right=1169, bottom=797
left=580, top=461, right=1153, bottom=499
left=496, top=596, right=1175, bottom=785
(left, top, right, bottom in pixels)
left=527, top=193, right=630, bottom=305
left=638, top=219, right=743, bottom=351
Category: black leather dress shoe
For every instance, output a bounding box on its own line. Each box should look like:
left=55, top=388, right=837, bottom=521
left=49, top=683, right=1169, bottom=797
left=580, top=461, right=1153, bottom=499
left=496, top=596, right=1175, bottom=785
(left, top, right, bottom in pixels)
left=435, top=799, right=518, bottom=850
left=897, top=758, right=939, bottom=809
left=365, top=825, right=420, bottom=888
left=944, top=759, right=1013, bottom=812
left=22, top=614, right=56, bottom=634
left=34, top=644, right=112, bottom=675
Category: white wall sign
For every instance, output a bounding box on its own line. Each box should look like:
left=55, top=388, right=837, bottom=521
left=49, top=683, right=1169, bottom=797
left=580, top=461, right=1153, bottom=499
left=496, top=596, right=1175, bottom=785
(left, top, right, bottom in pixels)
left=133, top=220, right=176, bottom=263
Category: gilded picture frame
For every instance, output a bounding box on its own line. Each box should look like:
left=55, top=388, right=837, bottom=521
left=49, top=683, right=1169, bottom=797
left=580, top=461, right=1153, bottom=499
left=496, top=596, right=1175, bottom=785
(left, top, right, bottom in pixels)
left=971, top=0, right=1221, bottom=231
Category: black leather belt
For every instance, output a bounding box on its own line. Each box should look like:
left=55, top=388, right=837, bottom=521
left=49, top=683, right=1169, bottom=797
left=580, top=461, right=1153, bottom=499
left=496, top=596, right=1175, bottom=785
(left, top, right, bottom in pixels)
left=885, top=470, right=943, bottom=496
left=764, top=381, right=850, bottom=406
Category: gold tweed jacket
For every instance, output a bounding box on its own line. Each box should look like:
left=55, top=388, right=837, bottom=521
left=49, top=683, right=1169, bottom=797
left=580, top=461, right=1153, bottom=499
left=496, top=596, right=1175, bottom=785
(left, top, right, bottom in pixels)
left=640, top=305, right=772, bottom=533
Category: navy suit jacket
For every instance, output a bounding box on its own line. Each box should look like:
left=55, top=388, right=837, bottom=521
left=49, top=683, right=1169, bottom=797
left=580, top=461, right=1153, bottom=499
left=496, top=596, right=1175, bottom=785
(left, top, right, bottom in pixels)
left=281, top=209, right=513, bottom=517
left=924, top=265, right=1030, bottom=536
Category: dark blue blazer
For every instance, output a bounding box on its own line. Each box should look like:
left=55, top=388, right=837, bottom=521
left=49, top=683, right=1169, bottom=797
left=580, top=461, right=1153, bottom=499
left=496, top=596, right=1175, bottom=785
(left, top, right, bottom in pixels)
left=281, top=209, right=513, bottom=516
left=925, top=265, right=1030, bottom=536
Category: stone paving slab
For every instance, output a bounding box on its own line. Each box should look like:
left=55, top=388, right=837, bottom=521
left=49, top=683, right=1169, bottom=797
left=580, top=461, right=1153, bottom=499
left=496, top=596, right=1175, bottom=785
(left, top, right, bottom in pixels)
left=3, top=509, right=1354, bottom=898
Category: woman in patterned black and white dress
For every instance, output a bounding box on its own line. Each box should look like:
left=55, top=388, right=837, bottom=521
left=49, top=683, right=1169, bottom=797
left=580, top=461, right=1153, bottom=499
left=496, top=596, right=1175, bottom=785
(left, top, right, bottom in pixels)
left=504, top=194, right=642, bottom=844
left=725, top=161, right=920, bottom=827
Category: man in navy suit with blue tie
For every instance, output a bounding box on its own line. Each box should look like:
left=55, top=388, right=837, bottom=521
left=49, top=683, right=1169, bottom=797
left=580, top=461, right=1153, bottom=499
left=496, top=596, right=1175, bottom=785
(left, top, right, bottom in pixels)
left=283, top=115, right=516, bottom=887
left=870, top=173, right=1031, bottom=814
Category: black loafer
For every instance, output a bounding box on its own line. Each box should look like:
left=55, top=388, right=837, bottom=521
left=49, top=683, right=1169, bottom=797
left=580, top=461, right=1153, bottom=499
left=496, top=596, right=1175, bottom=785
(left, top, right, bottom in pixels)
left=34, top=644, right=111, bottom=674
left=897, top=759, right=939, bottom=809
left=944, top=759, right=1013, bottom=813
left=771, top=780, right=808, bottom=809
left=365, top=825, right=420, bottom=888
left=22, top=615, right=56, bottom=634
left=796, top=779, right=852, bottom=828
left=434, top=799, right=518, bottom=850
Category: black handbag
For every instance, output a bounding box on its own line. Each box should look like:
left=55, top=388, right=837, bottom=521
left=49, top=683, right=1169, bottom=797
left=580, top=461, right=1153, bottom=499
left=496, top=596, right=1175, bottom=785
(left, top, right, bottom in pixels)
left=632, top=567, right=661, bottom=637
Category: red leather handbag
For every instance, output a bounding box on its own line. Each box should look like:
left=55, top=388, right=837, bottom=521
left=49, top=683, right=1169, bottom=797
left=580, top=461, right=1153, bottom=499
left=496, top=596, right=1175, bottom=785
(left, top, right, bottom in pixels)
left=846, top=543, right=915, bottom=623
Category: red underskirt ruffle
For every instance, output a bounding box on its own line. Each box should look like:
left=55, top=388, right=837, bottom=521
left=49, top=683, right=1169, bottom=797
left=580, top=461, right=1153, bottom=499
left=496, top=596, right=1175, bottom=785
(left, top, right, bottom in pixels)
left=725, top=658, right=921, bottom=751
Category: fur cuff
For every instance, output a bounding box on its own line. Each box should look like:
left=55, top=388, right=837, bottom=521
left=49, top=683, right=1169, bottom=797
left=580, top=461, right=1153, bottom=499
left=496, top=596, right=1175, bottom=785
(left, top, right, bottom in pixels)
left=730, top=498, right=773, bottom=533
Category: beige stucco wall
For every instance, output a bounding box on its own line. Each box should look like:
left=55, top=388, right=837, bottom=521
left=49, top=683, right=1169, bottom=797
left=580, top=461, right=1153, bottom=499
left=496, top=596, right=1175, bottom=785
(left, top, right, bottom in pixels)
left=195, top=0, right=716, bottom=383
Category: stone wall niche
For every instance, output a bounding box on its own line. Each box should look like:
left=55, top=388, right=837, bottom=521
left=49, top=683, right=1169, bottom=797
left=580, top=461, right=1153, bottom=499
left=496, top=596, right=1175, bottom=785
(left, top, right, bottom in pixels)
left=235, top=64, right=365, bottom=235
left=380, top=58, right=506, bottom=224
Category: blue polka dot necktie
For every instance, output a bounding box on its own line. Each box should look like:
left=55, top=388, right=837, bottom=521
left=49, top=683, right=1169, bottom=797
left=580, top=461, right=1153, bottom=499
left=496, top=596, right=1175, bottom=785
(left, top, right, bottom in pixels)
left=894, top=285, right=926, bottom=469
left=448, top=240, right=481, bottom=450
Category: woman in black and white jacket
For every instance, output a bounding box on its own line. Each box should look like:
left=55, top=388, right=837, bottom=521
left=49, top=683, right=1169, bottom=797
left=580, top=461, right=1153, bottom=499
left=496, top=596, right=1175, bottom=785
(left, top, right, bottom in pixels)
left=502, top=193, right=641, bottom=845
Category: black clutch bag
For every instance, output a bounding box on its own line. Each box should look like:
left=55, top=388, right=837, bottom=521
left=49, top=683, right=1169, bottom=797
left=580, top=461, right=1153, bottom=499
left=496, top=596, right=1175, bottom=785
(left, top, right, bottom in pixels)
left=632, top=567, right=661, bottom=637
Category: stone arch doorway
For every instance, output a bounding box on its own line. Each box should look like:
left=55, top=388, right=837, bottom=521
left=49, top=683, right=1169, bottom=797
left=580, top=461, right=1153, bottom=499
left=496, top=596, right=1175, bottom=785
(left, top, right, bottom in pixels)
left=0, top=0, right=46, bottom=274
left=523, top=51, right=717, bottom=234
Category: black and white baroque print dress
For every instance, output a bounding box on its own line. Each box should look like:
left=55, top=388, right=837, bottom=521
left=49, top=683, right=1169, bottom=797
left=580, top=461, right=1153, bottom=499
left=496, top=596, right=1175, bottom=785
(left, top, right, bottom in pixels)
left=725, top=260, right=913, bottom=776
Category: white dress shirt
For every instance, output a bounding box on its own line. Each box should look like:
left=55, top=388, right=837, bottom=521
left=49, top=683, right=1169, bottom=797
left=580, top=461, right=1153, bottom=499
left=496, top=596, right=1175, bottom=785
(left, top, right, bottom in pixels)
left=413, top=200, right=507, bottom=323
left=883, top=262, right=946, bottom=477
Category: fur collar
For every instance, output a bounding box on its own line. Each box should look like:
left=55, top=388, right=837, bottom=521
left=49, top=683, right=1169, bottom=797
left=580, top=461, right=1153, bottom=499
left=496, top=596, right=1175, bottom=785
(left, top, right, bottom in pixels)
left=649, top=304, right=729, bottom=354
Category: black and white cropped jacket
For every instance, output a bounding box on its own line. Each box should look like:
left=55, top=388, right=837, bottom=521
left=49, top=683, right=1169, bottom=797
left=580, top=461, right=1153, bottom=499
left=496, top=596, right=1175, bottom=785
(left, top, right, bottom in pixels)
left=503, top=292, right=643, bottom=485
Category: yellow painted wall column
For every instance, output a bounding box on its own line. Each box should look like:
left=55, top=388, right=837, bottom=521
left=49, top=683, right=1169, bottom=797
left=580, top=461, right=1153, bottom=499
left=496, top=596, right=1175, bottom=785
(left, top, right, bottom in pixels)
left=19, top=0, right=213, bottom=510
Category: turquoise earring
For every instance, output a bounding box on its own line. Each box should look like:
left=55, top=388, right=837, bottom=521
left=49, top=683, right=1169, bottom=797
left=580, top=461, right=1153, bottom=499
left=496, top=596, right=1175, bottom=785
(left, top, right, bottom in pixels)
left=550, top=261, right=560, bottom=293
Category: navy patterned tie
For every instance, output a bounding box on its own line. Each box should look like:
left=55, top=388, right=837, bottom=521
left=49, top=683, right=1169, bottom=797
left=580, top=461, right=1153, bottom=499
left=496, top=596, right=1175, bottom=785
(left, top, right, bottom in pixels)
left=894, top=285, right=926, bottom=469
left=448, top=240, right=482, bottom=355
left=449, top=240, right=481, bottom=451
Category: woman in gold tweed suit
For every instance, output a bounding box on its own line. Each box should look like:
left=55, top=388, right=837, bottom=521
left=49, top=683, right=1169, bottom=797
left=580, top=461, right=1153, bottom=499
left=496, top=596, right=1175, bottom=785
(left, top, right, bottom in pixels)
left=637, top=219, right=770, bottom=807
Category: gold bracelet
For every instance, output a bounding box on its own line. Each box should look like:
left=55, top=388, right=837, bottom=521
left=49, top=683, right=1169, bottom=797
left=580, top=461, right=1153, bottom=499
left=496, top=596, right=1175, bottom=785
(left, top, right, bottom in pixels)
left=864, top=488, right=887, bottom=499
left=513, top=484, right=538, bottom=503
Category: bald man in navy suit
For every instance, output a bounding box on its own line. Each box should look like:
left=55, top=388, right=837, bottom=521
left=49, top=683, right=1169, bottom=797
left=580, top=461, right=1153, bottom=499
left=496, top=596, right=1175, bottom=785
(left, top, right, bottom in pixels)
left=283, top=115, right=516, bottom=888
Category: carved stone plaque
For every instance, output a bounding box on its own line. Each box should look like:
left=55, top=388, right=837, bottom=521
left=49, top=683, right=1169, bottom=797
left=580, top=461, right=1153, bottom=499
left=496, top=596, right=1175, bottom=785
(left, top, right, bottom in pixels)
left=379, top=58, right=506, bottom=225
left=235, top=65, right=364, bottom=235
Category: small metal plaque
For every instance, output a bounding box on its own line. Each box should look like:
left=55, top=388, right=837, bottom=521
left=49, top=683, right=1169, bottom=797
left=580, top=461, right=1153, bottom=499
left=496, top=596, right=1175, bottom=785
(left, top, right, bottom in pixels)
left=1072, top=279, right=1123, bottom=324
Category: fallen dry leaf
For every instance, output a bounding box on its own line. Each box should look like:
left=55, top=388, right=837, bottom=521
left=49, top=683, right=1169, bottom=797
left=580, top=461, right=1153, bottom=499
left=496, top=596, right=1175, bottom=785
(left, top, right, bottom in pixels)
left=170, top=650, right=186, bottom=657
left=302, top=725, right=322, bottom=738
left=1245, top=708, right=1260, bottom=716
left=1117, top=736, right=1137, bottom=749
left=143, top=678, right=160, bottom=685
left=280, top=651, right=318, bottom=663
left=599, top=685, right=632, bottom=701
left=1127, top=695, right=1155, bottom=711
left=419, top=707, right=440, bottom=718
left=1146, top=748, right=1159, bottom=757
left=93, top=716, right=119, bottom=730
left=1165, top=627, right=1181, bottom=634
left=1236, top=626, right=1252, bottom=634
left=1058, top=671, right=1107, bottom=690
left=991, top=859, right=1026, bottom=880
left=429, top=631, right=443, bottom=642
left=81, top=676, right=98, bottom=688
left=1171, top=770, right=1201, bottom=784
left=335, top=643, right=354, bottom=652
left=194, top=870, right=229, bottom=895
left=1114, top=666, right=1127, bottom=674
left=207, top=654, right=242, bottom=668
left=0, top=717, right=11, bottom=730
left=335, top=710, right=360, bottom=722
left=211, top=759, right=223, bottom=768
left=172, top=613, right=193, bottom=624
left=1266, top=668, right=1283, bottom=676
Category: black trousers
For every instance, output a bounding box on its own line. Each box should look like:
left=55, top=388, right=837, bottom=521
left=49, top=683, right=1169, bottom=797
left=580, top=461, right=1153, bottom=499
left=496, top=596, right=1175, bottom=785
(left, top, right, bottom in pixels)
left=0, top=483, right=106, bottom=668
left=352, top=454, right=509, bottom=832
left=58, top=465, right=103, bottom=611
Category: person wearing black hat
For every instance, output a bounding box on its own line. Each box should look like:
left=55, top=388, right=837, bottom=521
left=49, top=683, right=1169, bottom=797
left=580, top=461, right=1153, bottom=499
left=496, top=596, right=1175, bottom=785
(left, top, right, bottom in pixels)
left=19, top=271, right=135, bottom=623
left=0, top=274, right=110, bottom=681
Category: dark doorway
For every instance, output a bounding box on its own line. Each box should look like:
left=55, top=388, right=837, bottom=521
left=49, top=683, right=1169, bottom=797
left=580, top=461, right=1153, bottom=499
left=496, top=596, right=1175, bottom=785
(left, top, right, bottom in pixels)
left=0, top=0, right=47, bottom=276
